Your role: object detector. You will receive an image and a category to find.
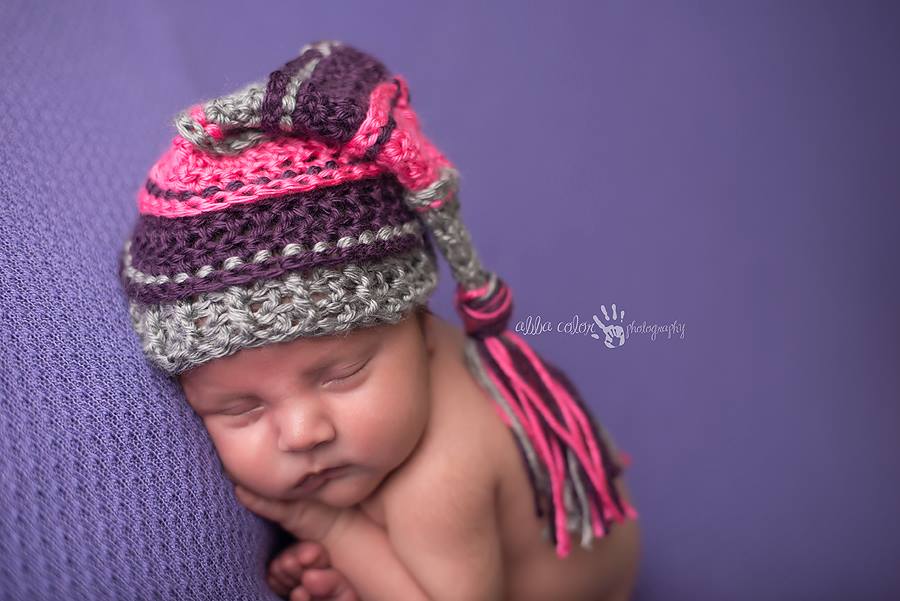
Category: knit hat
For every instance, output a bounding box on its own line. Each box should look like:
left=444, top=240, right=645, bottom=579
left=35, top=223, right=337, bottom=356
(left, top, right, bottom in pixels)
left=119, top=40, right=636, bottom=557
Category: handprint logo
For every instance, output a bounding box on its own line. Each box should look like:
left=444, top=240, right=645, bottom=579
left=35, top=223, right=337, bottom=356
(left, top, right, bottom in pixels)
left=592, top=304, right=626, bottom=349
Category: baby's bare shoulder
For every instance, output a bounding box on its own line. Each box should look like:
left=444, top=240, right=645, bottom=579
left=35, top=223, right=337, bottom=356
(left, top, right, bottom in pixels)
left=374, top=406, right=500, bottom=543
left=359, top=318, right=503, bottom=529
left=387, top=380, right=501, bottom=505
left=380, top=316, right=505, bottom=508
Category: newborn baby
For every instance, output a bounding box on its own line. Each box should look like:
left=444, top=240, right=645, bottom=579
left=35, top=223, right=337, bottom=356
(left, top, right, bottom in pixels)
left=180, top=307, right=640, bottom=601
left=119, top=40, right=640, bottom=601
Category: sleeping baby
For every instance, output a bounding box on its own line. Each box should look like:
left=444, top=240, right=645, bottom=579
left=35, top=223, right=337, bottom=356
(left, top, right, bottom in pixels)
left=120, top=40, right=639, bottom=601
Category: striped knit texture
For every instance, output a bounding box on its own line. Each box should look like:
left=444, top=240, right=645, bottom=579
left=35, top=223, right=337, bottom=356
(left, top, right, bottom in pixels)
left=121, top=40, right=448, bottom=374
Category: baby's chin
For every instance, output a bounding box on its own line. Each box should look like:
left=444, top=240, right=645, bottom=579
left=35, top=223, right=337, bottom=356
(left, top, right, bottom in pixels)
left=313, top=489, right=365, bottom=509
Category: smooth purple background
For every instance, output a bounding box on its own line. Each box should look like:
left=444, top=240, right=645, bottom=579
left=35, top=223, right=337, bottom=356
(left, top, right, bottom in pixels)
left=1, top=1, right=898, bottom=600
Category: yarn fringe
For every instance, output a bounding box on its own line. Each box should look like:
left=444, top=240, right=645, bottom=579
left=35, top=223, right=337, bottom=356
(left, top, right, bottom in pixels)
left=456, top=276, right=637, bottom=558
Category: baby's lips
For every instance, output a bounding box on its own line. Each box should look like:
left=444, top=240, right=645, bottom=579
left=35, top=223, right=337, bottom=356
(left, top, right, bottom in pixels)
left=295, top=464, right=352, bottom=491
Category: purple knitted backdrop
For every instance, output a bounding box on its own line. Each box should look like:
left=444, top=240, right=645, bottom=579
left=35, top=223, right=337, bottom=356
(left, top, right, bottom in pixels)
left=2, top=1, right=899, bottom=600
left=0, top=2, right=282, bottom=600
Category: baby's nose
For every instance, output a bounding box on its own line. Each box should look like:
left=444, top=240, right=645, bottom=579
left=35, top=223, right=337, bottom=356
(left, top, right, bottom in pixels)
left=276, top=405, right=336, bottom=453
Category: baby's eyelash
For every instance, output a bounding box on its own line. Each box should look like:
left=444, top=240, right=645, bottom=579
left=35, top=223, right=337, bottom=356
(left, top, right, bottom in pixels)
left=323, top=359, right=370, bottom=385
left=220, top=403, right=262, bottom=417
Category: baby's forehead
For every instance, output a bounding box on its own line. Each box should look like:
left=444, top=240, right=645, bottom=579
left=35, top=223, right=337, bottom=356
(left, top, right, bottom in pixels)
left=181, top=323, right=390, bottom=385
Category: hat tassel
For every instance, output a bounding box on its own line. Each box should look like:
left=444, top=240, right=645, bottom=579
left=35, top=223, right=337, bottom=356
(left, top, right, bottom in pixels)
left=455, top=277, right=638, bottom=558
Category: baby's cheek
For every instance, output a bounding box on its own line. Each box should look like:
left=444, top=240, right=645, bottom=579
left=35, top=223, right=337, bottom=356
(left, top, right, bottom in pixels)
left=208, top=424, right=278, bottom=492
left=353, top=394, right=427, bottom=462
left=337, top=405, right=394, bottom=460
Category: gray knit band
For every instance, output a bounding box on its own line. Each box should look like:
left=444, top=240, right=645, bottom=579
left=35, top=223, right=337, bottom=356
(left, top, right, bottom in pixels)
left=128, top=247, right=438, bottom=375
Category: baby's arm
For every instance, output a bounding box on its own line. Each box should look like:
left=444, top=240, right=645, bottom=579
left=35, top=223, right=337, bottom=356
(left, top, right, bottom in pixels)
left=322, top=510, right=432, bottom=601
left=234, top=487, right=429, bottom=599
left=235, top=457, right=504, bottom=601
left=323, top=459, right=504, bottom=601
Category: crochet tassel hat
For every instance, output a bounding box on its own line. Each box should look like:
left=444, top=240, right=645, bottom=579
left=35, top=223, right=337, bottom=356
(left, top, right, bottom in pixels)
left=119, top=40, right=636, bottom=557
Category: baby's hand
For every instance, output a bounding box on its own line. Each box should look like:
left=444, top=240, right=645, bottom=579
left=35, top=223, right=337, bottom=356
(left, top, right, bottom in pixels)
left=234, top=484, right=343, bottom=541
left=268, top=540, right=359, bottom=601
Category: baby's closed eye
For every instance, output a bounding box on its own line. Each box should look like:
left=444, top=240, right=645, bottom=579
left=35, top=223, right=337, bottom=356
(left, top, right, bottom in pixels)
left=219, top=401, right=263, bottom=416
left=321, top=358, right=371, bottom=388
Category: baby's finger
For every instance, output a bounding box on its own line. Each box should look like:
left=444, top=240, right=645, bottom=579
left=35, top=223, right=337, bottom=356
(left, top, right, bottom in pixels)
left=272, top=548, right=303, bottom=576
left=267, top=571, right=292, bottom=598
left=302, top=568, right=358, bottom=601
left=234, top=485, right=291, bottom=524
left=289, top=585, right=312, bottom=601
left=295, top=540, right=331, bottom=569
left=269, top=550, right=303, bottom=593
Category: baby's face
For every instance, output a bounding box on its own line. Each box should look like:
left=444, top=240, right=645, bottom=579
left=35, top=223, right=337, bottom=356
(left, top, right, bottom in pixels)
left=179, top=311, right=433, bottom=508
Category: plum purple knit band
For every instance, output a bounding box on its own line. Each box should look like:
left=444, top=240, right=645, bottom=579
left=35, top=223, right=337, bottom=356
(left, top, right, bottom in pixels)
left=123, top=175, right=423, bottom=304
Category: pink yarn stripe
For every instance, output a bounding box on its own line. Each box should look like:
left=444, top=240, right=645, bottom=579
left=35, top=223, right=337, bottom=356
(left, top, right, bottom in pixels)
left=189, top=105, right=223, bottom=141
left=413, top=197, right=447, bottom=212
left=138, top=139, right=385, bottom=217
left=505, top=333, right=609, bottom=497
left=484, top=337, right=623, bottom=523
left=344, top=80, right=397, bottom=159
left=484, top=341, right=556, bottom=469
left=484, top=339, right=581, bottom=557
left=143, top=77, right=451, bottom=218
left=516, top=368, right=617, bottom=534
left=486, top=337, right=598, bottom=480
left=482, top=340, right=570, bottom=557
left=507, top=370, right=571, bottom=557
left=547, top=432, right=572, bottom=557
left=506, top=332, right=603, bottom=466
left=346, top=77, right=450, bottom=192
left=457, top=291, right=511, bottom=322
left=485, top=338, right=595, bottom=485
left=412, top=177, right=454, bottom=213
left=505, top=336, right=639, bottom=523
left=481, top=342, right=578, bottom=556
left=478, top=347, right=535, bottom=442
left=454, top=283, right=511, bottom=321
left=459, top=281, right=493, bottom=300
left=508, top=335, right=596, bottom=473
left=504, top=331, right=632, bottom=521
left=510, top=337, right=611, bottom=535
